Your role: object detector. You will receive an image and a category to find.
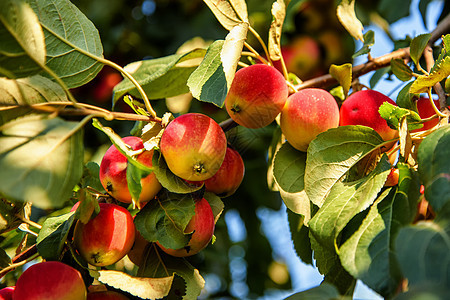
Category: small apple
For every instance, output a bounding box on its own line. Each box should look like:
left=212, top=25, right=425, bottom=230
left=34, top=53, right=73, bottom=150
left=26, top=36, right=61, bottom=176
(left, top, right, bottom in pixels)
left=0, top=286, right=14, bottom=300
left=87, top=291, right=129, bottom=300
left=412, top=97, right=441, bottom=132
left=99, top=136, right=162, bottom=204
left=157, top=197, right=215, bottom=257
left=225, top=64, right=288, bottom=129
left=280, top=88, right=340, bottom=151
left=160, top=113, right=227, bottom=181
left=13, top=261, right=86, bottom=300
left=203, top=146, right=245, bottom=197
left=339, top=89, right=398, bottom=141
left=384, top=168, right=399, bottom=187
left=74, top=203, right=135, bottom=267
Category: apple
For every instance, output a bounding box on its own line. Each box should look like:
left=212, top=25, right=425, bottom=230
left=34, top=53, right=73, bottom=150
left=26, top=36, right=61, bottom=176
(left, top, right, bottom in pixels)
left=203, top=146, right=245, bottom=197
left=73, top=203, right=135, bottom=267
left=13, top=261, right=86, bottom=300
left=280, top=88, right=339, bottom=151
left=0, top=286, right=14, bottom=300
left=87, top=291, right=129, bottom=300
left=339, top=89, right=398, bottom=141
left=411, top=97, right=441, bottom=132
left=160, top=113, right=227, bottom=181
left=127, top=216, right=150, bottom=266
left=99, top=136, right=162, bottom=204
left=384, top=168, right=399, bottom=187
left=225, top=64, right=288, bottom=129
left=156, top=197, right=215, bottom=257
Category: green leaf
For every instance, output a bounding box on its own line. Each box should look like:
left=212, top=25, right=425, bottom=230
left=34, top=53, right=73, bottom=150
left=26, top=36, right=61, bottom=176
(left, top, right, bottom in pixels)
left=138, top=245, right=205, bottom=300
left=80, top=162, right=105, bottom=193
left=89, top=269, right=173, bottom=300
left=370, top=67, right=390, bottom=89
left=410, top=55, right=450, bottom=93
left=395, top=207, right=450, bottom=288
left=287, top=209, right=312, bottom=265
left=187, top=40, right=228, bottom=107
left=203, top=192, right=224, bottom=224
left=126, top=162, right=151, bottom=207
left=27, top=0, right=104, bottom=88
left=304, top=126, right=385, bottom=207
left=221, top=23, right=248, bottom=91
left=396, top=81, right=416, bottom=110
left=377, top=0, right=412, bottom=23
left=36, top=211, right=75, bottom=260
left=202, top=0, right=247, bottom=31
left=409, top=33, right=431, bottom=67
left=113, top=49, right=206, bottom=105
left=329, top=63, right=352, bottom=97
left=352, top=30, right=375, bottom=58
left=0, top=0, right=46, bottom=78
left=417, top=125, right=450, bottom=213
left=273, top=143, right=310, bottom=221
left=337, top=0, right=364, bottom=42
left=309, top=155, right=391, bottom=252
left=390, top=59, right=413, bottom=82
left=0, top=115, right=84, bottom=209
left=339, top=163, right=421, bottom=298
left=0, top=247, right=11, bottom=269
left=134, top=192, right=196, bottom=250
left=378, top=102, right=423, bottom=131
left=151, top=150, right=203, bottom=194
left=0, top=198, right=25, bottom=234
left=285, top=282, right=345, bottom=300
left=268, top=0, right=289, bottom=62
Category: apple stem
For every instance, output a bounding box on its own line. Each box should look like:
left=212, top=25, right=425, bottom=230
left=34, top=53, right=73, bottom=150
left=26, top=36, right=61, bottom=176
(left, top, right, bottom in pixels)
left=247, top=26, right=273, bottom=66
left=427, top=88, right=447, bottom=118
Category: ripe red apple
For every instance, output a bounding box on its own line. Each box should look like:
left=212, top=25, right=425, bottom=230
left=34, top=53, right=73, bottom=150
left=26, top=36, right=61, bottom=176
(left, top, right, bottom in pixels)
left=203, top=146, right=245, bottom=197
left=13, top=261, right=86, bottom=300
left=100, top=136, right=162, bottom=204
left=160, top=113, right=227, bottom=181
left=0, top=286, right=14, bottom=300
left=339, top=89, right=398, bottom=141
left=411, top=97, right=441, bottom=132
left=74, top=203, right=135, bottom=267
left=87, top=291, right=129, bottom=300
left=384, top=168, right=399, bottom=187
left=280, top=88, right=340, bottom=151
left=225, top=64, right=288, bottom=129
left=157, top=197, right=215, bottom=257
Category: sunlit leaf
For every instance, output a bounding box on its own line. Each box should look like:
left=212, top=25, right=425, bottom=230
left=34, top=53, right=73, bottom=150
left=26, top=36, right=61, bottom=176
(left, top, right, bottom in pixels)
left=268, top=0, right=290, bottom=62
left=202, top=0, right=245, bottom=30
left=0, top=115, right=84, bottom=209
left=329, top=63, right=352, bottom=97
left=337, top=0, right=364, bottom=42
left=409, top=33, right=431, bottom=67
left=410, top=55, right=450, bottom=93
left=390, top=59, right=413, bottom=82
left=352, top=30, right=374, bottom=58
left=221, top=23, right=248, bottom=91
left=378, top=102, right=423, bottom=131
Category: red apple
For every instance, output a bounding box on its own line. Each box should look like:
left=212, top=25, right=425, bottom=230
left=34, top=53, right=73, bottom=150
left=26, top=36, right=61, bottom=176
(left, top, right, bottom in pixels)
left=280, top=88, right=340, bottom=151
left=412, top=97, right=440, bottom=132
left=225, top=64, right=288, bottom=129
left=157, top=198, right=215, bottom=257
left=0, top=286, right=14, bottom=300
left=160, top=113, right=227, bottom=181
left=87, top=291, right=129, bottom=300
left=74, top=203, right=135, bottom=267
left=204, top=146, right=245, bottom=197
left=339, top=90, right=398, bottom=141
left=99, top=136, right=162, bottom=204
left=384, top=168, right=399, bottom=187
left=13, top=261, right=86, bottom=300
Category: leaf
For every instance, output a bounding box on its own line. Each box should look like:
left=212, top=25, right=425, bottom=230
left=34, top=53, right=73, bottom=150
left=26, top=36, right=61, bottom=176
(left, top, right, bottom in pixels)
left=394, top=283, right=450, bottom=300
left=113, top=49, right=206, bottom=105
left=151, top=150, right=203, bottom=194
left=203, top=192, right=224, bottom=224
left=287, top=209, right=312, bottom=265
left=370, top=67, right=390, bottom=89
left=285, top=282, right=344, bottom=300
left=202, top=0, right=247, bottom=30
left=134, top=192, right=196, bottom=250
left=337, top=0, right=364, bottom=42
left=396, top=81, right=416, bottom=110
left=90, top=269, right=173, bottom=300
left=417, top=125, right=450, bottom=213
left=221, top=23, right=248, bottom=91
left=80, top=162, right=105, bottom=193
left=377, top=0, right=412, bottom=23
left=409, top=33, right=431, bottom=67
left=0, top=0, right=46, bottom=78
left=27, top=0, right=104, bottom=88
left=0, top=247, right=11, bottom=269
left=138, top=245, right=205, bottom=300
left=304, top=126, right=385, bottom=207
left=0, top=115, right=84, bottom=209
left=390, top=59, right=413, bottom=82
left=268, top=0, right=289, bottom=61
left=378, top=102, right=423, bottom=131
left=352, top=30, right=375, bottom=58
left=395, top=209, right=450, bottom=288
left=0, top=198, right=25, bottom=234
left=187, top=40, right=228, bottom=107
left=126, top=162, right=150, bottom=208
left=273, top=142, right=310, bottom=221
left=309, top=155, right=391, bottom=252
left=329, top=63, right=352, bottom=97
left=410, top=55, right=450, bottom=94
left=36, top=211, right=75, bottom=260
left=339, top=163, right=421, bottom=298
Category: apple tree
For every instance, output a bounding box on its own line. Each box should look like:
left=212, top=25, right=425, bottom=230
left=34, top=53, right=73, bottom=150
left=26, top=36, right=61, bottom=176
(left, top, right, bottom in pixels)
left=0, top=0, right=449, bottom=299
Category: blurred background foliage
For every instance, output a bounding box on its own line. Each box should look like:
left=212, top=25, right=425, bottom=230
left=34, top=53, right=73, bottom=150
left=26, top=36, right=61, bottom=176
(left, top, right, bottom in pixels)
left=1, top=0, right=448, bottom=298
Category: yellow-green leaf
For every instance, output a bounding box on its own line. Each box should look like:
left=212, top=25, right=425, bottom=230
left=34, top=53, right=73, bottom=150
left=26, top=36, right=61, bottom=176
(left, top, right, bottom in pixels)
left=221, top=22, right=248, bottom=90
left=329, top=63, right=352, bottom=97
left=337, top=0, right=364, bottom=42
left=410, top=55, right=450, bottom=93
left=268, top=0, right=290, bottom=61
left=202, top=0, right=245, bottom=30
